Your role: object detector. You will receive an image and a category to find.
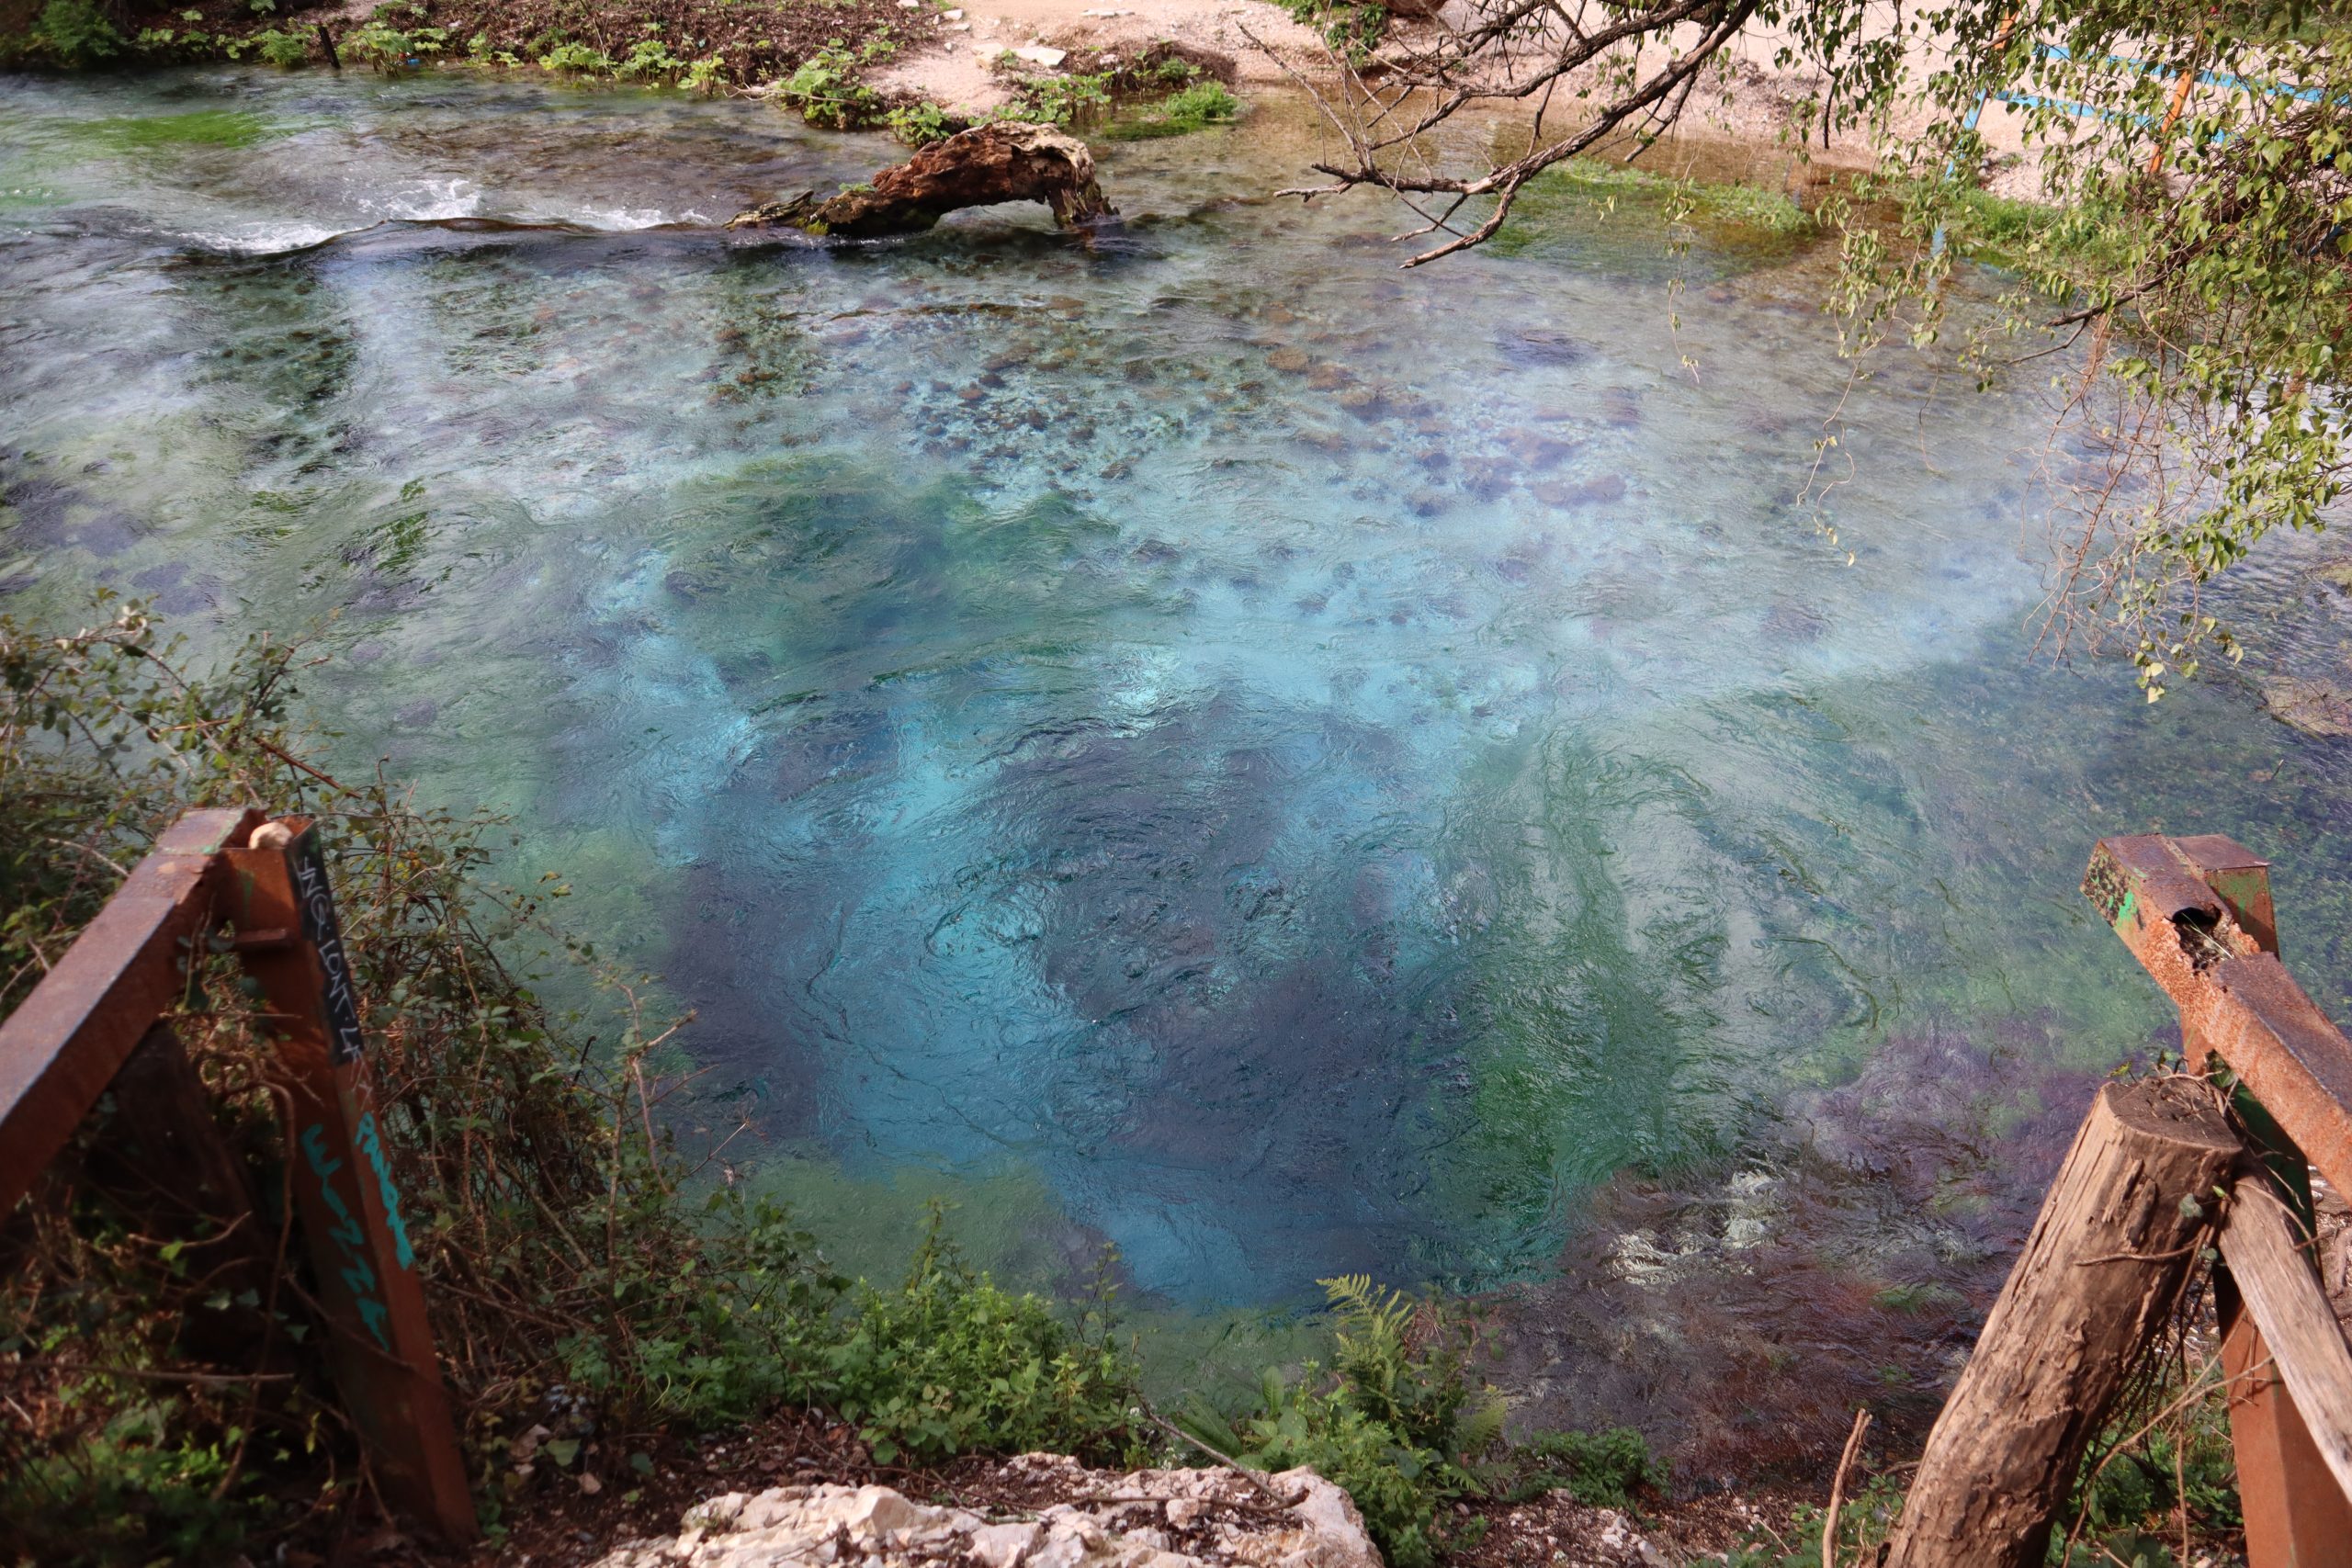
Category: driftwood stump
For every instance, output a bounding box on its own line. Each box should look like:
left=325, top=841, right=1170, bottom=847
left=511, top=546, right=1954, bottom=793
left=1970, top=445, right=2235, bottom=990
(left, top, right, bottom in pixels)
left=728, top=122, right=1115, bottom=238
left=1883, top=1077, right=2240, bottom=1568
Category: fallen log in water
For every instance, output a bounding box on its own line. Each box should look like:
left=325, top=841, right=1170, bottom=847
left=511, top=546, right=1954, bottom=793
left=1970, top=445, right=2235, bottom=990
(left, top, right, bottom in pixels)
left=728, top=122, right=1115, bottom=238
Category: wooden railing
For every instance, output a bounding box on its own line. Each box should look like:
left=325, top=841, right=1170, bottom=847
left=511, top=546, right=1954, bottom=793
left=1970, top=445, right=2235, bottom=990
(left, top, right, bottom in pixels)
left=1886, top=835, right=2352, bottom=1568
left=0, top=809, right=474, bottom=1543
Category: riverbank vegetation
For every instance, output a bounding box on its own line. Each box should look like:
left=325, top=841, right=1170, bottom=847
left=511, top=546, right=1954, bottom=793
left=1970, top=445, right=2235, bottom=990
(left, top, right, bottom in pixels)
left=0, top=0, right=1245, bottom=143
left=0, top=0, right=906, bottom=85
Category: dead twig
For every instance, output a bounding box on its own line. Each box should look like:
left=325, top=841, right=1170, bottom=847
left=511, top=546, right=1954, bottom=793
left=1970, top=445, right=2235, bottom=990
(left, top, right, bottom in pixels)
left=1822, top=1406, right=1871, bottom=1568
left=1140, top=1407, right=1306, bottom=1510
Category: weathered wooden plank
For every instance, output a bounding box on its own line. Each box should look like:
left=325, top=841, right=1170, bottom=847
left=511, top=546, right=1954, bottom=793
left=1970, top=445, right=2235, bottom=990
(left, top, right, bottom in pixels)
left=2217, top=1168, right=2352, bottom=1515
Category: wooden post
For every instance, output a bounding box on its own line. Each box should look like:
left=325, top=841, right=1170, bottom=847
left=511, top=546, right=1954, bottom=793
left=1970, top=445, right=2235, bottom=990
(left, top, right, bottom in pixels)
left=2165, top=837, right=2352, bottom=1568
left=1883, top=1077, right=2239, bottom=1568
left=220, top=818, right=476, bottom=1544
left=2215, top=1167, right=2352, bottom=1506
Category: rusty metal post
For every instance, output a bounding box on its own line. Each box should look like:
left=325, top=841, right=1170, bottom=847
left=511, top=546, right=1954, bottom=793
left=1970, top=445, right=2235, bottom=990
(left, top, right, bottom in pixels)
left=220, top=818, right=476, bottom=1543
left=2088, top=835, right=2352, bottom=1566
left=0, top=808, right=261, bottom=1212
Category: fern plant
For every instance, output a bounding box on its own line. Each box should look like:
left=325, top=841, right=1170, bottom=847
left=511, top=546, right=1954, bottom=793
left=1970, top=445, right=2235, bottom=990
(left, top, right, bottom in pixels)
left=1179, top=1277, right=1513, bottom=1568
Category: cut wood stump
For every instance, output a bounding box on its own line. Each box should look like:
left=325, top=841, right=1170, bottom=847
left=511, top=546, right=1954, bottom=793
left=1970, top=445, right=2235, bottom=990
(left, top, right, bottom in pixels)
left=728, top=122, right=1115, bottom=238
left=1883, top=1077, right=2240, bottom=1568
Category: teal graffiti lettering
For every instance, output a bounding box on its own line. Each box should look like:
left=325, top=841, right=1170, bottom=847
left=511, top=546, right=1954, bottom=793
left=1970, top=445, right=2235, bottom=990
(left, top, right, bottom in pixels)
left=354, top=1113, right=415, bottom=1270
left=355, top=1295, right=390, bottom=1346
left=300, top=1122, right=392, bottom=1352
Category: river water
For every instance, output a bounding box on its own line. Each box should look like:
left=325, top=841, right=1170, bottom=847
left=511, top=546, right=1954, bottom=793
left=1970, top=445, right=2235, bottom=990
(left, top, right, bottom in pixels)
left=7, top=69, right=2352, bottom=1349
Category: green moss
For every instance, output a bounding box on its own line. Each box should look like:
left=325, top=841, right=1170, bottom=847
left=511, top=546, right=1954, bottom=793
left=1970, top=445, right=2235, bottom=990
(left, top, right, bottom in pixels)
left=73, top=109, right=277, bottom=150
left=1484, top=157, right=1815, bottom=271
left=1102, top=80, right=1241, bottom=140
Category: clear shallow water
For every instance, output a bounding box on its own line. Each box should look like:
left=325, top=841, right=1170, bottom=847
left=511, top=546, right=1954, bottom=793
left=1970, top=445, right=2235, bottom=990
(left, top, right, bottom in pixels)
left=10, top=67, right=2352, bottom=1312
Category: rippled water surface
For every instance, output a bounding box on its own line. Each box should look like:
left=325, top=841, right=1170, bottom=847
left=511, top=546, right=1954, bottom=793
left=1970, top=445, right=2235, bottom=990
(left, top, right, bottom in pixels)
left=10, top=68, right=2352, bottom=1314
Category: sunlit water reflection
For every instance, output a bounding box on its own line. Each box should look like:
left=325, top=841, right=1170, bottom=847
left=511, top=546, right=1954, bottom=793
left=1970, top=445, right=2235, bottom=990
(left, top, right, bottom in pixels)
left=8, top=70, right=2352, bottom=1336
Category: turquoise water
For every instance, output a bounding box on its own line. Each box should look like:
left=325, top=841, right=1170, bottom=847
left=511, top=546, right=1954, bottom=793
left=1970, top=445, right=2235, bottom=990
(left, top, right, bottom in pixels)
left=8, top=67, right=2352, bottom=1316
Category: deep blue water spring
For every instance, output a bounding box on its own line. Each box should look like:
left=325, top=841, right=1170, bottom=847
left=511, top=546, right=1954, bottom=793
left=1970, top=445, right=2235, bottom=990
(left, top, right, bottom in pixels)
left=9, top=67, right=2352, bottom=1325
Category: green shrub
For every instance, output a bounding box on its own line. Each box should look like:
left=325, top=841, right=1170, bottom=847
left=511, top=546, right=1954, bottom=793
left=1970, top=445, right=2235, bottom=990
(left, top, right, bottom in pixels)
left=1006, top=71, right=1112, bottom=128
left=539, top=39, right=616, bottom=73
left=228, top=27, right=311, bottom=66
left=0, top=1400, right=243, bottom=1562
left=823, top=1208, right=1144, bottom=1466
left=1102, top=76, right=1239, bottom=139
left=344, top=6, right=447, bottom=74
left=0, top=603, right=851, bottom=1558
left=616, top=36, right=686, bottom=79
left=1180, top=1277, right=1509, bottom=1568
left=1161, top=81, right=1238, bottom=127
left=1220, top=1377, right=1453, bottom=1568
left=1492, top=1427, right=1665, bottom=1508
left=887, top=100, right=953, bottom=147
left=1279, top=0, right=1386, bottom=65
left=1721, top=1473, right=1906, bottom=1568
left=29, top=0, right=123, bottom=67
left=780, top=42, right=881, bottom=129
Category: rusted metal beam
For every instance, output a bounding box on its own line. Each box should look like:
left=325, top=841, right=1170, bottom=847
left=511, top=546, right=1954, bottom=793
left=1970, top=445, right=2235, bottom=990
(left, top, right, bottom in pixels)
left=2084, top=835, right=2352, bottom=1201
left=0, top=807, right=261, bottom=1212
left=220, top=818, right=477, bottom=1544
left=2086, top=834, right=2352, bottom=1566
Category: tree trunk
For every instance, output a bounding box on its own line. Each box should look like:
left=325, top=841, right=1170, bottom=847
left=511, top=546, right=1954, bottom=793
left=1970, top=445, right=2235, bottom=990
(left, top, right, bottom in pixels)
left=728, top=122, right=1115, bottom=238
left=1883, top=1077, right=2241, bottom=1568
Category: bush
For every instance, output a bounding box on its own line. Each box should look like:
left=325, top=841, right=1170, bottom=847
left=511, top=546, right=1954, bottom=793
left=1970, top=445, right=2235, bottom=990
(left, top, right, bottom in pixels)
left=887, top=100, right=953, bottom=148
left=824, top=1208, right=1145, bottom=1466
left=1492, top=1427, right=1665, bottom=1508
left=1279, top=0, right=1386, bottom=65
left=539, top=39, right=616, bottom=73
left=780, top=42, right=881, bottom=129
left=28, top=0, right=123, bottom=67
left=344, top=6, right=447, bottom=74
left=1180, top=1277, right=1510, bottom=1568
left=1005, top=70, right=1112, bottom=128
left=1161, top=81, right=1238, bottom=127
left=614, top=36, right=687, bottom=79
left=227, top=27, right=310, bottom=66
left=0, top=604, right=852, bottom=1559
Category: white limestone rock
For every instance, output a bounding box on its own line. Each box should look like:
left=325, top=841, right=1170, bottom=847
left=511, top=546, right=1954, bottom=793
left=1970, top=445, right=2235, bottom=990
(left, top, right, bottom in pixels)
left=592, top=1459, right=1382, bottom=1568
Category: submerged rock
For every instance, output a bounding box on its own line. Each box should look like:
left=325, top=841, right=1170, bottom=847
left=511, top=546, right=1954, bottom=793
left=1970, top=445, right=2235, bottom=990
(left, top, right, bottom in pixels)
left=590, top=1456, right=1381, bottom=1568
left=729, top=123, right=1115, bottom=238
left=2260, top=674, right=2352, bottom=738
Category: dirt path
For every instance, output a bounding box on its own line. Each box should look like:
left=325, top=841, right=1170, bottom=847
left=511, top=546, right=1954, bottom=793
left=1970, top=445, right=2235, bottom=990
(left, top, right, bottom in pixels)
left=871, top=0, right=1328, bottom=116
left=876, top=6, right=2044, bottom=197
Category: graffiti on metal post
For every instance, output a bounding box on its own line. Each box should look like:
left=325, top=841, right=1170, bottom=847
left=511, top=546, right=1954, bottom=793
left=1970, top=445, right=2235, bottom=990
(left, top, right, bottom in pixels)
left=355, top=1111, right=417, bottom=1269
left=289, top=829, right=366, bottom=1065
left=300, top=1122, right=392, bottom=1350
